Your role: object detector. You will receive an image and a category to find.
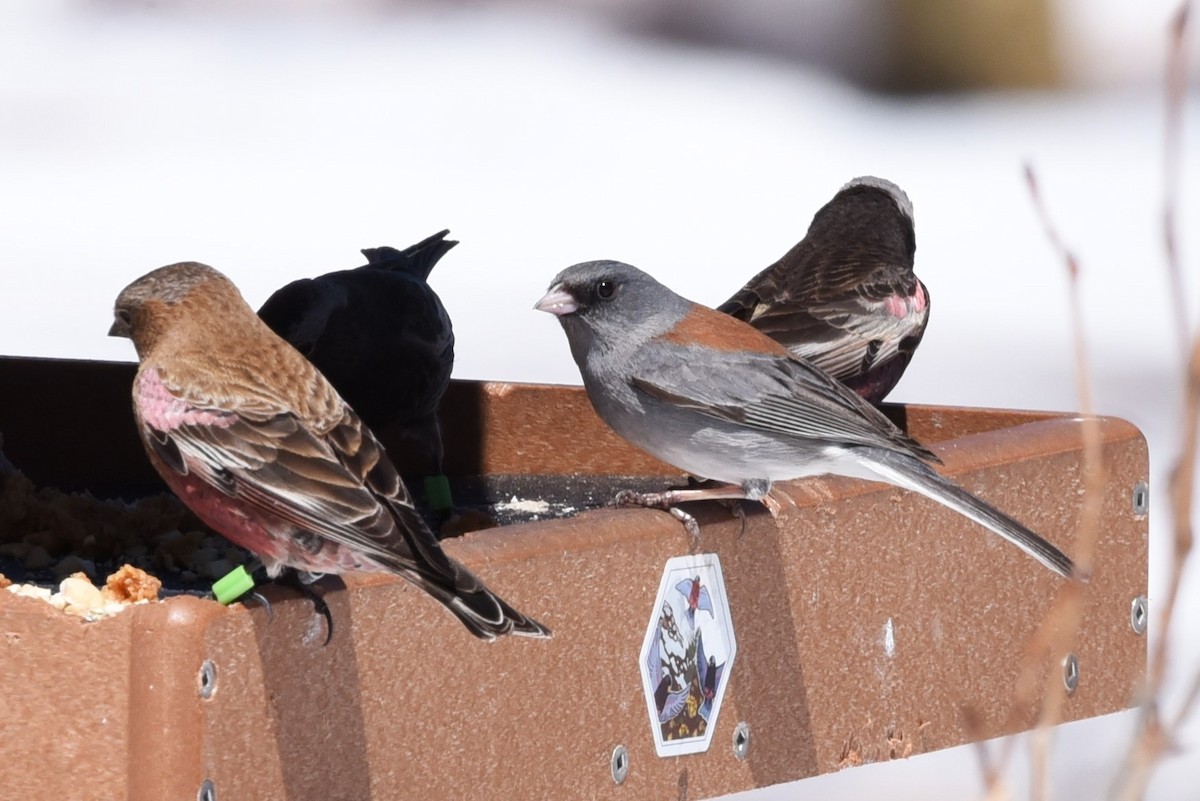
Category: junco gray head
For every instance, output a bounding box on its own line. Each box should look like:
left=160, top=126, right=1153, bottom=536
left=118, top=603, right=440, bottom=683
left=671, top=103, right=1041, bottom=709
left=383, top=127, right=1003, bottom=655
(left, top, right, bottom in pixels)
left=719, top=176, right=927, bottom=403
left=538, top=259, right=1075, bottom=579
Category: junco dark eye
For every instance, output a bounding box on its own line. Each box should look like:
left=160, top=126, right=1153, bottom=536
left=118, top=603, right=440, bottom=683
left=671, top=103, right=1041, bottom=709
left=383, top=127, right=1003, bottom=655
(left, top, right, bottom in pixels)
left=596, top=280, right=616, bottom=300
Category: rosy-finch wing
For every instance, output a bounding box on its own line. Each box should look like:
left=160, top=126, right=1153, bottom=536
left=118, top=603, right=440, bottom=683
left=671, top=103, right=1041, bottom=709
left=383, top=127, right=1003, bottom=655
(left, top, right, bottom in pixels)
left=146, top=403, right=448, bottom=572
left=721, top=257, right=927, bottom=383
left=142, top=368, right=548, bottom=639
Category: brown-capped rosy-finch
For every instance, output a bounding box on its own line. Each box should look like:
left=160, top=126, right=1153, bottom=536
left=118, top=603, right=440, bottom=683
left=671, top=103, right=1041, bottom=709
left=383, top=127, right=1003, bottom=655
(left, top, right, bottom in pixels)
left=537, top=260, right=1076, bottom=579
left=719, top=176, right=928, bottom=403
left=111, top=261, right=549, bottom=640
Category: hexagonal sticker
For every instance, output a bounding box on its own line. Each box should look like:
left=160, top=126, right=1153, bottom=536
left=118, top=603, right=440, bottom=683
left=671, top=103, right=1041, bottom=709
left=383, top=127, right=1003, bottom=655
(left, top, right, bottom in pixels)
left=638, top=553, right=737, bottom=757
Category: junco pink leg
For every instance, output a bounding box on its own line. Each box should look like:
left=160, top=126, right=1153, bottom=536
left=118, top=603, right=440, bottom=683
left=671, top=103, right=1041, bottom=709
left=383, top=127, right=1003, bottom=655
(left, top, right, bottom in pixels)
left=614, top=479, right=778, bottom=540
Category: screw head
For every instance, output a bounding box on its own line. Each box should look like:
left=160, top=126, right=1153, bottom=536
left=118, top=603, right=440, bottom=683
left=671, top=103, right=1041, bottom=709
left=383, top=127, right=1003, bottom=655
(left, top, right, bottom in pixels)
left=732, top=722, right=750, bottom=761
left=610, top=745, right=629, bottom=785
left=197, top=779, right=216, bottom=801
left=198, top=660, right=217, bottom=700
left=1062, top=653, right=1080, bottom=694
left=1133, top=481, right=1149, bottom=517
left=1130, top=596, right=1148, bottom=635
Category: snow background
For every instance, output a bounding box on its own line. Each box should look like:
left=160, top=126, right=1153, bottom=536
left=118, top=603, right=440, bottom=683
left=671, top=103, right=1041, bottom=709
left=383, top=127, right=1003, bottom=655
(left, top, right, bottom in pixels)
left=1, top=1, right=1197, bottom=797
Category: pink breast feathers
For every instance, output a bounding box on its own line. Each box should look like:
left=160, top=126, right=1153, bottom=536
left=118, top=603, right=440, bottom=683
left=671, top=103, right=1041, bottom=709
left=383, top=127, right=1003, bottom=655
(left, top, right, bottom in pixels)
left=883, top=283, right=928, bottom=319
left=135, top=368, right=238, bottom=433
left=133, top=367, right=377, bottom=576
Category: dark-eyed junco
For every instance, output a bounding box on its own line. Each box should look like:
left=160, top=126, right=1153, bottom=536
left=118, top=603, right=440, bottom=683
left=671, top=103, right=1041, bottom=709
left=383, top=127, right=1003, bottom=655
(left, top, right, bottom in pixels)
left=258, top=230, right=457, bottom=473
left=537, top=260, right=1075, bottom=579
left=111, top=261, right=550, bottom=640
left=719, top=176, right=927, bottom=403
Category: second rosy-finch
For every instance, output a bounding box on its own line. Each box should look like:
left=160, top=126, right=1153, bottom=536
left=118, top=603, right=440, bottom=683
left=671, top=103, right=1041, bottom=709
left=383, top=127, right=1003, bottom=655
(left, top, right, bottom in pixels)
left=719, top=176, right=928, bottom=403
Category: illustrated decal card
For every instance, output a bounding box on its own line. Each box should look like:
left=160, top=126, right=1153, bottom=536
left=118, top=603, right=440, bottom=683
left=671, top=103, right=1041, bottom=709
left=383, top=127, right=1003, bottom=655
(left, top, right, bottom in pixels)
left=638, top=553, right=737, bottom=757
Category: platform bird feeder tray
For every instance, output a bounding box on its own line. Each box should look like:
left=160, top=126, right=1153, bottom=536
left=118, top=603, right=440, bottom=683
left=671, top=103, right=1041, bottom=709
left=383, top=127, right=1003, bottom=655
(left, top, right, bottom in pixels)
left=0, top=356, right=1147, bottom=801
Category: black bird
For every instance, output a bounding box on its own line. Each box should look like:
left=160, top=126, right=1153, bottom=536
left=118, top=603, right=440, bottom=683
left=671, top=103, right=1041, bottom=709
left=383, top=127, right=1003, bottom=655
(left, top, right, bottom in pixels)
left=259, top=230, right=457, bottom=474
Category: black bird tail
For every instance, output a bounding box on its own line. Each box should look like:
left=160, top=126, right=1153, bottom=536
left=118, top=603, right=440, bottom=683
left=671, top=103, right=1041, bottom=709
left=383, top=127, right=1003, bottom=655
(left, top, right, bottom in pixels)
left=361, top=229, right=458, bottom=280
left=858, top=448, right=1080, bottom=580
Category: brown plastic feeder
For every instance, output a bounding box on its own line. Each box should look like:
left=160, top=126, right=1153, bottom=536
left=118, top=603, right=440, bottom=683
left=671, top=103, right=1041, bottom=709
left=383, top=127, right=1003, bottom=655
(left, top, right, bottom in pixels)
left=0, top=356, right=1148, bottom=800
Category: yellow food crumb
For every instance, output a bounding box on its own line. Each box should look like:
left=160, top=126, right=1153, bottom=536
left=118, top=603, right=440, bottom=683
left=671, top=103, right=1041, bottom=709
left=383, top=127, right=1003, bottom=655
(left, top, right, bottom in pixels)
left=103, top=564, right=162, bottom=603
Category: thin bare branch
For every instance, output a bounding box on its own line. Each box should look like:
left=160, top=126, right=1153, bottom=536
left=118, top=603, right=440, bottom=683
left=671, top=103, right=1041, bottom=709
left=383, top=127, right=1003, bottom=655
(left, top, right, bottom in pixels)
left=1111, top=4, right=1196, bottom=800
left=1021, top=163, right=1106, bottom=801
left=1165, top=1, right=1192, bottom=354
left=1146, top=0, right=1197, bottom=732
left=1022, top=166, right=1106, bottom=581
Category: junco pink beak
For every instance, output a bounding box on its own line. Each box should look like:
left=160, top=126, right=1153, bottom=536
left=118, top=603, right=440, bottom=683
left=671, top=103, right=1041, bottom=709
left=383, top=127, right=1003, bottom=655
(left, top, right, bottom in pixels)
left=534, top=284, right=577, bottom=316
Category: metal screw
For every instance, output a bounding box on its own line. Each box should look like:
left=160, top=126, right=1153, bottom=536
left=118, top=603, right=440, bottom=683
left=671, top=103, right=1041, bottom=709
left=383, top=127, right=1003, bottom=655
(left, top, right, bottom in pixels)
left=1133, top=481, right=1149, bottom=517
left=1130, top=596, right=1148, bottom=635
left=733, top=722, right=751, bottom=761
left=197, top=779, right=216, bottom=801
left=610, top=745, right=629, bottom=785
left=198, top=660, right=218, bottom=700
left=1062, top=653, right=1080, bottom=695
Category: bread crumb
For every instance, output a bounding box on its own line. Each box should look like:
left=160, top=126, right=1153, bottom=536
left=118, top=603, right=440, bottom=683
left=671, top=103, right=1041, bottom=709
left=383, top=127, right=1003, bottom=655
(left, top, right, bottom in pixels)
left=59, top=575, right=105, bottom=615
left=103, top=564, right=162, bottom=603
left=4, top=564, right=162, bottom=620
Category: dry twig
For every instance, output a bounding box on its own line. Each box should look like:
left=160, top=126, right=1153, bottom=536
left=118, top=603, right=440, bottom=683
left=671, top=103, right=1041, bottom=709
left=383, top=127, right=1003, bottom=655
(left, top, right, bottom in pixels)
left=1111, top=4, right=1197, bottom=800
left=1021, top=163, right=1105, bottom=801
